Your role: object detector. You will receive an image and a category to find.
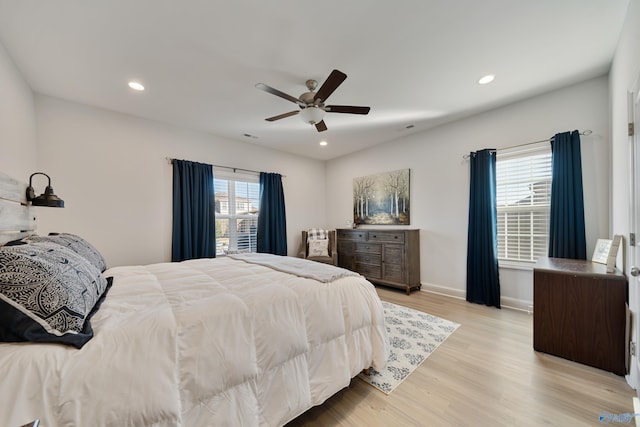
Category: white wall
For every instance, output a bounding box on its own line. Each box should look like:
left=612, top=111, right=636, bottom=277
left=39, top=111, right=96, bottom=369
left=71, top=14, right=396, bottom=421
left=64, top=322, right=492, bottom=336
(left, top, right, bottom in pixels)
left=609, top=0, right=640, bottom=390
left=326, top=76, right=610, bottom=309
left=34, top=95, right=327, bottom=267
left=0, top=41, right=37, bottom=180
left=610, top=0, right=640, bottom=273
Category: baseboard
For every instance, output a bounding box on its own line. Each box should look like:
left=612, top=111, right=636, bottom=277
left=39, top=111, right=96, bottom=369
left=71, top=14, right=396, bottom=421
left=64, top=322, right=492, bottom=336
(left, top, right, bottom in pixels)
left=500, top=296, right=533, bottom=313
left=420, top=282, right=532, bottom=313
left=420, top=283, right=466, bottom=300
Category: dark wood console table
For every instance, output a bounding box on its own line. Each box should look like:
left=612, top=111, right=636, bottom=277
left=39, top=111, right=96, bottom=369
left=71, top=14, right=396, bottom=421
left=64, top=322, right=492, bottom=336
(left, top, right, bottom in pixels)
left=533, top=257, right=628, bottom=375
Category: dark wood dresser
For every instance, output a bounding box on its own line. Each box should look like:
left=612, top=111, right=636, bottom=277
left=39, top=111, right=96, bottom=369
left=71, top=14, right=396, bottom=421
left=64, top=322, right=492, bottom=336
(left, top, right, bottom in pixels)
left=337, top=228, right=420, bottom=294
left=533, top=257, right=628, bottom=375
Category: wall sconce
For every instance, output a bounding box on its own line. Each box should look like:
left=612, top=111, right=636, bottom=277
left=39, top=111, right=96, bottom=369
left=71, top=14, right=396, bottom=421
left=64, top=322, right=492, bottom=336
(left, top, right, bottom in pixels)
left=26, top=172, right=65, bottom=208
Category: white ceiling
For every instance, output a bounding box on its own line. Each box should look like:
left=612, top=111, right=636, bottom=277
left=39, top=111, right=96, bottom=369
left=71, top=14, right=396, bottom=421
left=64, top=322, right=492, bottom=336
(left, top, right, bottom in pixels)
left=0, top=1, right=630, bottom=161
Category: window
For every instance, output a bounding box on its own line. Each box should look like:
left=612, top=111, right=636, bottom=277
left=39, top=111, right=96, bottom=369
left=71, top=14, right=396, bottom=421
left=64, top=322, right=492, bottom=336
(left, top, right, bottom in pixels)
left=214, top=169, right=260, bottom=256
left=496, top=143, right=552, bottom=264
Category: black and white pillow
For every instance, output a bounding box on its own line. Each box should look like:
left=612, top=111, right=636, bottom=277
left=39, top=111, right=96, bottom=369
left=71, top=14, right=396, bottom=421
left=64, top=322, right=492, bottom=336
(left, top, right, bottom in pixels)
left=307, top=228, right=328, bottom=241
left=25, top=233, right=107, bottom=272
left=0, top=242, right=111, bottom=348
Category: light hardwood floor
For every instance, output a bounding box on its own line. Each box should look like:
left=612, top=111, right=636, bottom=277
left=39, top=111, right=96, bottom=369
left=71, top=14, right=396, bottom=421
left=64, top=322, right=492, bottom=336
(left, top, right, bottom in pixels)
left=287, top=287, right=636, bottom=427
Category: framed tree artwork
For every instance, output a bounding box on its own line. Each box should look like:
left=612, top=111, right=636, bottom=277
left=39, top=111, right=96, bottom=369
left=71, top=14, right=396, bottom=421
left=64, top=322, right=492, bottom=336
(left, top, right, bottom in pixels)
left=353, top=168, right=410, bottom=225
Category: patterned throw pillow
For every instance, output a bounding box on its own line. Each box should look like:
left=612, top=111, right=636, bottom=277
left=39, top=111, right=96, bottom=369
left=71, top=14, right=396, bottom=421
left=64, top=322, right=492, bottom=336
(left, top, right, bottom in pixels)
left=25, top=233, right=107, bottom=272
left=0, top=242, right=111, bottom=348
left=308, top=239, right=329, bottom=257
left=307, top=228, right=328, bottom=241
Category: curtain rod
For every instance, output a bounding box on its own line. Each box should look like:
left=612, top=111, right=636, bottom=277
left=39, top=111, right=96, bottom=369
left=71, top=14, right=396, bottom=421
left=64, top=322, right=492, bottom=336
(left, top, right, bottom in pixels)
left=462, top=129, right=592, bottom=159
left=165, top=157, right=285, bottom=177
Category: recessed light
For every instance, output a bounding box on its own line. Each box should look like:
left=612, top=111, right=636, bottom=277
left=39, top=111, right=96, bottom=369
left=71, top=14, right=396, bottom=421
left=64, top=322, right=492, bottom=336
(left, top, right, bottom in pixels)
left=319, top=141, right=328, bottom=146
left=128, top=81, right=145, bottom=91
left=478, top=75, right=495, bottom=85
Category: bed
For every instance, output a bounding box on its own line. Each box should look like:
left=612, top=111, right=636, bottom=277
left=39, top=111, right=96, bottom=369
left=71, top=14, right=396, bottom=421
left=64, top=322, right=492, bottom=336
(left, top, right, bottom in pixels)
left=0, top=172, right=389, bottom=427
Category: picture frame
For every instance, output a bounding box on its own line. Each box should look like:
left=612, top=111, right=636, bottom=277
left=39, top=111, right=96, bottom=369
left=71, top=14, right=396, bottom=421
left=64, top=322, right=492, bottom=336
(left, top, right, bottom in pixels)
left=592, top=239, right=612, bottom=264
left=606, top=234, right=622, bottom=273
left=353, top=168, right=410, bottom=225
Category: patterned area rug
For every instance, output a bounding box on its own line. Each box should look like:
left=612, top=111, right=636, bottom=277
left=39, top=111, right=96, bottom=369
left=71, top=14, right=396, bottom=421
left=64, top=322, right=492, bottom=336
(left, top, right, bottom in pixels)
left=358, top=301, right=460, bottom=394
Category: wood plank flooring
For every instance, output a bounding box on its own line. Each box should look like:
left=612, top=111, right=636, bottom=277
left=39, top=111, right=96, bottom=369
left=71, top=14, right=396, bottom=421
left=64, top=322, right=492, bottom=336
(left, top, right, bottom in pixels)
left=287, top=287, right=636, bottom=427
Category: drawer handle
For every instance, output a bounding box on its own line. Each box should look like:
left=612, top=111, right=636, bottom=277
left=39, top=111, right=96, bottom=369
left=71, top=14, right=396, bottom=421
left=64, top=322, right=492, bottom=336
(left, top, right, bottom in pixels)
left=394, top=236, right=398, bottom=239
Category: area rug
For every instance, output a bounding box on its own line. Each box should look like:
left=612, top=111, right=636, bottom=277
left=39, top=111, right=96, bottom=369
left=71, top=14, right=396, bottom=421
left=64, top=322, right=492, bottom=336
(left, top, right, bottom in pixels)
left=358, top=301, right=460, bottom=394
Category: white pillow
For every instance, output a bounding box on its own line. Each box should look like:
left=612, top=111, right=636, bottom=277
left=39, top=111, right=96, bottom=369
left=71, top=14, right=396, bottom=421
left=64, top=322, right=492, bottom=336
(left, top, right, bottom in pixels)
left=308, top=239, right=329, bottom=257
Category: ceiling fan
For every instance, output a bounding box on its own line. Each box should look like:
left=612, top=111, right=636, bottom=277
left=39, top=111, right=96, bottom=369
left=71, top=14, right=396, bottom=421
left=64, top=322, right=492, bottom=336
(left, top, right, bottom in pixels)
left=255, top=69, right=370, bottom=132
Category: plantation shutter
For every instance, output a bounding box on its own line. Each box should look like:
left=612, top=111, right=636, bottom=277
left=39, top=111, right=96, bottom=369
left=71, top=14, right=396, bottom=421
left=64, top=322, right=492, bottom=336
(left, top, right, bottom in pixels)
left=213, top=168, right=260, bottom=255
left=496, top=142, right=552, bottom=263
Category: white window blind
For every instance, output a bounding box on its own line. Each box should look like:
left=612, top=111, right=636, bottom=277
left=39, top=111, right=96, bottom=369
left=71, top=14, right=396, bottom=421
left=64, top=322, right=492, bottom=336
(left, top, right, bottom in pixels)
left=214, top=168, right=260, bottom=256
left=496, top=143, right=552, bottom=263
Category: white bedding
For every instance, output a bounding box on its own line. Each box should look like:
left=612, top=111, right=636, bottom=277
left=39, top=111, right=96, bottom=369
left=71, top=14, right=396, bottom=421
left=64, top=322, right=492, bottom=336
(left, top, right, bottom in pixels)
left=0, top=255, right=388, bottom=427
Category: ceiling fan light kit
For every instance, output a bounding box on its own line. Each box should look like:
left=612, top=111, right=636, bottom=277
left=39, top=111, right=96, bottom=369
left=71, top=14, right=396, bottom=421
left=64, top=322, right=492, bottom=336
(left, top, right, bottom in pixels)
left=255, top=69, right=370, bottom=132
left=299, top=106, right=325, bottom=125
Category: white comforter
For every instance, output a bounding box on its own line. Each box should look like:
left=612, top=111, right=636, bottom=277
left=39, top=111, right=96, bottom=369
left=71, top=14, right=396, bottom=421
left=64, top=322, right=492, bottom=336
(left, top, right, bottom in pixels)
left=0, top=255, right=388, bottom=426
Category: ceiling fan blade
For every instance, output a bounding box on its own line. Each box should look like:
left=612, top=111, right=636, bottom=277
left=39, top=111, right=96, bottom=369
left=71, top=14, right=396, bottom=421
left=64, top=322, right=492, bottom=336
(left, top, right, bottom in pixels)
left=265, top=110, right=299, bottom=121
left=314, top=69, right=347, bottom=102
left=255, top=83, right=302, bottom=105
left=326, top=105, right=371, bottom=115
left=315, top=120, right=328, bottom=132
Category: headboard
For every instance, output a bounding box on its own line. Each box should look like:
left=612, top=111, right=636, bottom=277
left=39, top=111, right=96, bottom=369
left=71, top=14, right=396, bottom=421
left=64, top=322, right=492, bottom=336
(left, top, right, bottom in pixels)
left=0, top=171, right=36, bottom=245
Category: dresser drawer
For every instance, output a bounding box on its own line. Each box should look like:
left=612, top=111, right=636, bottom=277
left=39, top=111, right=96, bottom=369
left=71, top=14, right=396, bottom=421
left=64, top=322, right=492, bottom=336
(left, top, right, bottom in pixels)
left=368, top=231, right=405, bottom=243
left=355, top=242, right=381, bottom=254
left=355, top=252, right=381, bottom=265
left=355, top=263, right=381, bottom=279
left=337, top=229, right=367, bottom=241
